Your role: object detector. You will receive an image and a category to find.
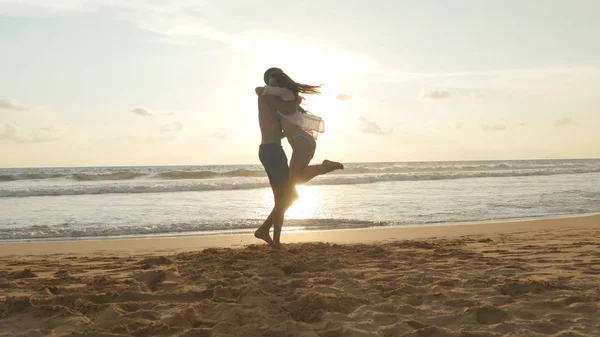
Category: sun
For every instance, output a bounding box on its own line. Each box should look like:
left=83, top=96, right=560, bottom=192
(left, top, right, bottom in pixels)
left=257, top=185, right=323, bottom=220
left=284, top=185, right=322, bottom=220
left=254, top=35, right=372, bottom=84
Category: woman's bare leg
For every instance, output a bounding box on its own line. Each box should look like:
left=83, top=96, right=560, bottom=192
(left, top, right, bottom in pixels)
left=273, top=135, right=343, bottom=246
left=294, top=160, right=344, bottom=184
left=288, top=137, right=344, bottom=185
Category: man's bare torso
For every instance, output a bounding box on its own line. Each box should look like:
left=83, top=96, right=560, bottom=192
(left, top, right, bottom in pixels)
left=257, top=95, right=300, bottom=144
left=258, top=100, right=282, bottom=144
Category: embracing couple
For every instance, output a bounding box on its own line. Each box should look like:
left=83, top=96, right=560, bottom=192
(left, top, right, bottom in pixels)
left=254, top=67, right=344, bottom=249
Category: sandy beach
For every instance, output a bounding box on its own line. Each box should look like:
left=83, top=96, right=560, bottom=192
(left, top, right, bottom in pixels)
left=3, top=1, right=600, bottom=336
left=1, top=214, right=599, bottom=336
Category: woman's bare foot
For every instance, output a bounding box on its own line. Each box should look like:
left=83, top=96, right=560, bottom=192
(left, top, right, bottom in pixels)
left=323, top=160, right=344, bottom=171
left=254, top=228, right=277, bottom=248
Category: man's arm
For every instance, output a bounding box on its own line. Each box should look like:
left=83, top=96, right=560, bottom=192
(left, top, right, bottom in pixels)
left=258, top=94, right=299, bottom=115
left=255, top=86, right=295, bottom=101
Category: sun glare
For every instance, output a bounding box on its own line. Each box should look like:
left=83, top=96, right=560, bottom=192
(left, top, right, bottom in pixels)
left=300, top=86, right=341, bottom=132
left=258, top=185, right=322, bottom=220
left=249, top=32, right=373, bottom=84
left=284, top=185, right=322, bottom=220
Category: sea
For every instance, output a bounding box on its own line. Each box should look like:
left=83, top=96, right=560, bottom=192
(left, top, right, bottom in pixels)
left=1, top=159, right=599, bottom=242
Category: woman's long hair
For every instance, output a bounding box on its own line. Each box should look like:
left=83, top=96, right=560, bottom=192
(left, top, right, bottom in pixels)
left=263, top=67, right=322, bottom=113
left=264, top=68, right=322, bottom=95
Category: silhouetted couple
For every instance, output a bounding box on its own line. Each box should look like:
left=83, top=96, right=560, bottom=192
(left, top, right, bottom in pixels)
left=254, top=67, right=343, bottom=249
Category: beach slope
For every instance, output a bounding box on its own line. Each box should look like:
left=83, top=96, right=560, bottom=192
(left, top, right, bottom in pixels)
left=1, top=215, right=599, bottom=336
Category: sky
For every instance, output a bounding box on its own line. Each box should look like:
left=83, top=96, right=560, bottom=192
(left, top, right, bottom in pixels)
left=1, top=0, right=599, bottom=168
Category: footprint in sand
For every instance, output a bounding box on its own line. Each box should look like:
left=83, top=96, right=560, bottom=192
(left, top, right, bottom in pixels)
left=10, top=269, right=37, bottom=279
left=472, top=305, right=508, bottom=324
left=139, top=256, right=173, bottom=266
left=133, top=270, right=167, bottom=291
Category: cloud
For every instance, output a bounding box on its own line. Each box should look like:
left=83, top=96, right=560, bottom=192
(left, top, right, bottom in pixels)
left=0, top=1, right=199, bottom=17
left=514, top=121, right=527, bottom=127
left=130, top=121, right=183, bottom=141
left=418, top=89, right=486, bottom=102
left=335, top=93, right=352, bottom=102
left=419, top=89, right=453, bottom=100
left=480, top=120, right=525, bottom=132
left=358, top=116, right=392, bottom=136
left=481, top=123, right=508, bottom=131
left=371, top=67, right=600, bottom=84
left=470, top=92, right=486, bottom=100
left=553, top=117, right=575, bottom=127
left=3, top=3, right=599, bottom=86
left=160, top=121, right=183, bottom=133
left=1, top=123, right=72, bottom=143
left=131, top=108, right=152, bottom=117
left=0, top=98, right=28, bottom=111
left=207, top=129, right=231, bottom=140
left=0, top=2, right=374, bottom=80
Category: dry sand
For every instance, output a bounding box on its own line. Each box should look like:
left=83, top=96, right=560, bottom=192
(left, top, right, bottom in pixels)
left=0, top=214, right=599, bottom=337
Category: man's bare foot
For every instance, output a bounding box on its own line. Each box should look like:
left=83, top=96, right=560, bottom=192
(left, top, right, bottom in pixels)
left=323, top=160, right=344, bottom=171
left=272, top=241, right=287, bottom=251
left=254, top=228, right=277, bottom=248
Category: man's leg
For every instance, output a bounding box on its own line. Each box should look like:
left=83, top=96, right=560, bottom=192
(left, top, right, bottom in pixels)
left=271, top=209, right=285, bottom=248
left=255, top=144, right=279, bottom=248
left=254, top=182, right=296, bottom=248
left=271, top=182, right=296, bottom=247
left=254, top=210, right=277, bottom=248
left=255, top=142, right=297, bottom=248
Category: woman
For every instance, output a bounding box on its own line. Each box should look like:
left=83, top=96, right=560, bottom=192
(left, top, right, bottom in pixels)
left=256, top=68, right=344, bottom=186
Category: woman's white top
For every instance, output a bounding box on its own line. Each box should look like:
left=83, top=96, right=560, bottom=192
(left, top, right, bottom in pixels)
left=262, top=86, right=325, bottom=139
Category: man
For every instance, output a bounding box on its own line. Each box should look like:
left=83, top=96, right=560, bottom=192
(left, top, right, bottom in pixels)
left=253, top=68, right=300, bottom=249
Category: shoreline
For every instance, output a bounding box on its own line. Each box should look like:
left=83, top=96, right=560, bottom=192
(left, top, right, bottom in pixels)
left=1, top=213, right=598, bottom=256
left=2, top=211, right=598, bottom=244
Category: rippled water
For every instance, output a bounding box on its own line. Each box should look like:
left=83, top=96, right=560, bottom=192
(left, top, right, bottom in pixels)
left=1, top=159, right=599, bottom=241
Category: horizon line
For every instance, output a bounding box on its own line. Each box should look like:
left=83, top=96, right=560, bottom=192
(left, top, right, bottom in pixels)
left=1, top=157, right=599, bottom=170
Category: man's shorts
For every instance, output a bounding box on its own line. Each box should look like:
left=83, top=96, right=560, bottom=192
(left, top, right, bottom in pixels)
left=258, top=143, right=289, bottom=185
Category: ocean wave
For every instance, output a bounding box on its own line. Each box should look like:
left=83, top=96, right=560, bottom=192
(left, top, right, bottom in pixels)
left=2, top=160, right=598, bottom=183
left=0, top=173, right=67, bottom=181
left=0, top=182, right=270, bottom=198
left=157, top=169, right=264, bottom=180
left=72, top=172, right=147, bottom=181
left=0, top=218, right=384, bottom=240
left=344, top=163, right=517, bottom=174
left=1, top=168, right=599, bottom=198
